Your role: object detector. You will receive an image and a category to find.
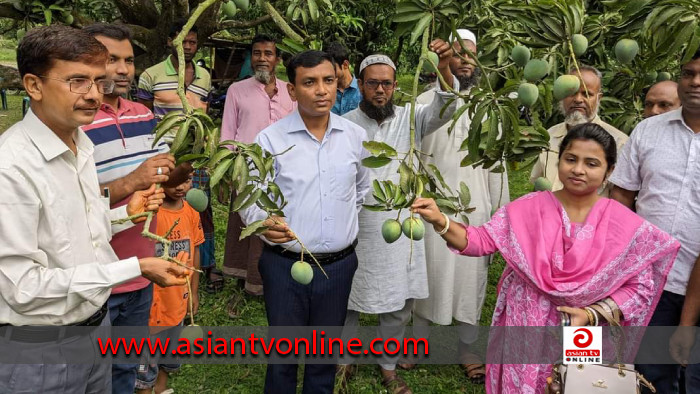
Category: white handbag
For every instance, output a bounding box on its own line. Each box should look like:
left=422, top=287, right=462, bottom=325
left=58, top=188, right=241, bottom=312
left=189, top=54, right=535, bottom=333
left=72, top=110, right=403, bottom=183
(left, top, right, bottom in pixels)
left=548, top=304, right=656, bottom=394
left=553, top=363, right=653, bottom=393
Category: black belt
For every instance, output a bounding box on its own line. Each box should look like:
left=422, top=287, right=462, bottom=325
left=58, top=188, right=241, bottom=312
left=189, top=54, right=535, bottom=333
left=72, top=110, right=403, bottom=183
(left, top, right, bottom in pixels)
left=0, top=303, right=107, bottom=343
left=267, top=240, right=358, bottom=266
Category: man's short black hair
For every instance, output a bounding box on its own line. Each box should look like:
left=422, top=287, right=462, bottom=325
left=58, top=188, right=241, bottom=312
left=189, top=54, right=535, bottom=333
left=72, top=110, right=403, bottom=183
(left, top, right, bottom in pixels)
left=18, top=25, right=108, bottom=78
left=252, top=34, right=280, bottom=57
left=169, top=18, right=198, bottom=39
left=83, top=23, right=132, bottom=42
left=325, top=42, right=349, bottom=65
left=286, top=50, right=336, bottom=84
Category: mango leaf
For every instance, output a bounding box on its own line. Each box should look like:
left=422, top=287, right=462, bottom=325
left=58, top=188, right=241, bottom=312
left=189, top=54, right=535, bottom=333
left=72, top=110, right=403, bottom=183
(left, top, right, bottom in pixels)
left=236, top=189, right=263, bottom=212
left=459, top=182, right=471, bottom=206
left=362, top=155, right=392, bottom=168
left=363, top=204, right=392, bottom=212
left=176, top=153, right=208, bottom=166
left=436, top=198, right=458, bottom=215
left=209, top=158, right=234, bottom=187
left=363, top=141, right=398, bottom=157
left=239, top=219, right=267, bottom=240
left=231, top=184, right=255, bottom=211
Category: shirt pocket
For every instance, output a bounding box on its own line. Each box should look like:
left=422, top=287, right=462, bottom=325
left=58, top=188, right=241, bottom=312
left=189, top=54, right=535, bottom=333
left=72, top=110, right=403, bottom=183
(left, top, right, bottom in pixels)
left=332, top=165, right=356, bottom=201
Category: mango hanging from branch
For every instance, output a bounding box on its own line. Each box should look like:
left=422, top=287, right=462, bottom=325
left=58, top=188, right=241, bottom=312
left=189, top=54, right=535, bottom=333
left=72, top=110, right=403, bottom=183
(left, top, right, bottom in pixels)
left=553, top=75, right=581, bottom=100
left=381, top=219, right=402, bottom=244
left=291, top=261, right=313, bottom=285
left=614, top=39, right=639, bottom=64
left=571, top=34, right=588, bottom=56
left=511, top=45, right=531, bottom=67
left=518, top=83, right=539, bottom=106
left=523, top=59, right=549, bottom=82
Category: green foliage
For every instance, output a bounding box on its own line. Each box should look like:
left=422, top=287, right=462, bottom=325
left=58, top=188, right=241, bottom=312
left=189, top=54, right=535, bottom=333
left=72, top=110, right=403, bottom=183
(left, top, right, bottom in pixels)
left=455, top=0, right=700, bottom=133
left=9, top=0, right=77, bottom=25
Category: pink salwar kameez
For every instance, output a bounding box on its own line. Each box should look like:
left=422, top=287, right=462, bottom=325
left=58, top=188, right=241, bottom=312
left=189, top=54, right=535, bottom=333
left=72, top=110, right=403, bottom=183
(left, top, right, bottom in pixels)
left=454, top=191, right=680, bottom=394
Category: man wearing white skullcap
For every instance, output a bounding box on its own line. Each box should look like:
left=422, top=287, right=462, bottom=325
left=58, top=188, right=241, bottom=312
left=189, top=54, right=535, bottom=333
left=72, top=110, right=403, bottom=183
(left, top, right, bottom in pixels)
left=450, top=28, right=477, bottom=46
left=412, top=27, right=508, bottom=386
left=338, top=39, right=460, bottom=393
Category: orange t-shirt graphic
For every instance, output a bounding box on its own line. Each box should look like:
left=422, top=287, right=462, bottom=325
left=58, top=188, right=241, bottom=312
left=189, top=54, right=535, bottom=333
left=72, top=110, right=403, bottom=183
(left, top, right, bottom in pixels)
left=149, top=201, right=205, bottom=327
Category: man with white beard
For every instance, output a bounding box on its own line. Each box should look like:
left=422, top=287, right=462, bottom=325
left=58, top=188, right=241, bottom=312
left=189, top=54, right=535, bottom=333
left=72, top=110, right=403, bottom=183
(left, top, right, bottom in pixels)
left=412, top=29, right=509, bottom=385
left=220, top=34, right=296, bottom=311
left=530, top=65, right=628, bottom=195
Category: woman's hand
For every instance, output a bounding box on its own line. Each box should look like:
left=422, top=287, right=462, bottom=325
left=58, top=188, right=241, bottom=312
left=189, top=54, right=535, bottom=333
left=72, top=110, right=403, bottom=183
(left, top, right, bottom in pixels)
left=411, top=198, right=447, bottom=230
left=557, top=306, right=591, bottom=326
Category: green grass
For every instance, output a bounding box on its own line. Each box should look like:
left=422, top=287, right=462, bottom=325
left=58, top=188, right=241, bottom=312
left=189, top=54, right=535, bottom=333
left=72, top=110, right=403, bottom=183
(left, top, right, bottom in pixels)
left=0, top=38, right=17, bottom=64
left=0, top=92, right=536, bottom=393
left=0, top=93, right=27, bottom=132
left=166, top=168, right=534, bottom=393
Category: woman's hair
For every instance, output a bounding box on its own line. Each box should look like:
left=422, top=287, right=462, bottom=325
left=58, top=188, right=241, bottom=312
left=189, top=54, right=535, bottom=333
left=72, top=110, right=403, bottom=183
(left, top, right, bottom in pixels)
left=558, top=123, right=617, bottom=170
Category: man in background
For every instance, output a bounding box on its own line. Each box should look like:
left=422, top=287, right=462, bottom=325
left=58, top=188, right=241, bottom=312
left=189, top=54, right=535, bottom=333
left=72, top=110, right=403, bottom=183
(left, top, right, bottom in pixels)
left=644, top=80, right=680, bottom=118
left=326, top=42, right=361, bottom=115
left=220, top=34, right=295, bottom=312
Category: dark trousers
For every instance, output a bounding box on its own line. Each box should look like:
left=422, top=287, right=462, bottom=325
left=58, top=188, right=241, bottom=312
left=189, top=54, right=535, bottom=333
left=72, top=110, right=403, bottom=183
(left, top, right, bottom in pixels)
left=0, top=316, right=111, bottom=393
left=636, top=290, right=700, bottom=394
left=258, top=247, right=358, bottom=394
left=107, top=284, right=153, bottom=394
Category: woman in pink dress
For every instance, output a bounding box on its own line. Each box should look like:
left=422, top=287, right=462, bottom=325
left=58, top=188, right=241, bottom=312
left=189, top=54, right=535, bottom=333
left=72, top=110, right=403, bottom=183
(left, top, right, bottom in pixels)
left=411, top=123, right=681, bottom=393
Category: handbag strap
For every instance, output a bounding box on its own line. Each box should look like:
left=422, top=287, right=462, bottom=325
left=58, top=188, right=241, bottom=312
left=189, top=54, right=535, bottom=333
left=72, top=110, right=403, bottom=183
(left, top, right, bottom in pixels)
left=589, top=304, right=620, bottom=327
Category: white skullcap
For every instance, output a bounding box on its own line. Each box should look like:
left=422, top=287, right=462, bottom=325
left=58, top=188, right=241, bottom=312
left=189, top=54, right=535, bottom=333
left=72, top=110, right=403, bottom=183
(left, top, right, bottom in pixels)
left=359, top=54, right=396, bottom=75
left=449, top=28, right=477, bottom=45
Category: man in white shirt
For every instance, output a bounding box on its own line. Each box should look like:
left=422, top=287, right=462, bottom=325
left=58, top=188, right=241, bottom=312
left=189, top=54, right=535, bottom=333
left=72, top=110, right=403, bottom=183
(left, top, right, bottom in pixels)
left=0, top=25, right=187, bottom=393
left=611, top=49, right=700, bottom=394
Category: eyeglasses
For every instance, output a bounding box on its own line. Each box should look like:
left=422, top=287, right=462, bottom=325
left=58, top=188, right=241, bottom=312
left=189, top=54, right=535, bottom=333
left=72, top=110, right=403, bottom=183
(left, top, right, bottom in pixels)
left=363, top=80, right=394, bottom=90
left=38, top=76, right=115, bottom=94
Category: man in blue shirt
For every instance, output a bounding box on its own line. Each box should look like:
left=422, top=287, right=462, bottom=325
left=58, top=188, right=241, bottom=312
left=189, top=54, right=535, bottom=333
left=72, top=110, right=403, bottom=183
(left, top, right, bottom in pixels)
left=326, top=42, right=361, bottom=115
left=241, top=50, right=370, bottom=394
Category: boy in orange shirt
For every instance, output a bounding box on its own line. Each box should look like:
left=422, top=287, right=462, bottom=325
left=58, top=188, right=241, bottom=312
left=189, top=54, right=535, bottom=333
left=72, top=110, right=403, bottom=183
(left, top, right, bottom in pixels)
left=136, top=171, right=204, bottom=394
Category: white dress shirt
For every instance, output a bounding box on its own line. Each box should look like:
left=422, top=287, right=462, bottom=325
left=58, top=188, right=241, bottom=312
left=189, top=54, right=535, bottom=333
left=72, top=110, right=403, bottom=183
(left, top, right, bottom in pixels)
left=610, top=108, right=700, bottom=295
left=0, top=110, right=142, bottom=325
left=241, top=110, right=370, bottom=253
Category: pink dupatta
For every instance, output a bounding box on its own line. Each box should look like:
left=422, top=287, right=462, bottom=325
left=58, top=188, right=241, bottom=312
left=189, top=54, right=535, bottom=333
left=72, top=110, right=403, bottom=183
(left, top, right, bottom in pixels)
left=467, top=191, right=680, bottom=394
left=480, top=191, right=679, bottom=327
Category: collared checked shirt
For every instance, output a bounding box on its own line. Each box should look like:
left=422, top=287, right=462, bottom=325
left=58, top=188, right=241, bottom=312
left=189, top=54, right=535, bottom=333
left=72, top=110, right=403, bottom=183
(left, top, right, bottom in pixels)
left=610, top=108, right=700, bottom=295
left=220, top=76, right=296, bottom=144
left=81, top=97, right=168, bottom=294
left=136, top=56, right=211, bottom=118
left=0, top=110, right=141, bottom=325
left=332, top=77, right=361, bottom=115
left=241, top=110, right=370, bottom=253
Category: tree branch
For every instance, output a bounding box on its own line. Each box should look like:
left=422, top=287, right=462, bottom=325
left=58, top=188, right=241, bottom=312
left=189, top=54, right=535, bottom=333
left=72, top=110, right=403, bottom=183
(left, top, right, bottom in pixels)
left=261, top=1, right=304, bottom=42
left=219, top=14, right=272, bottom=30
left=113, top=0, right=160, bottom=29
left=0, top=4, right=24, bottom=20
left=174, top=0, right=190, bottom=18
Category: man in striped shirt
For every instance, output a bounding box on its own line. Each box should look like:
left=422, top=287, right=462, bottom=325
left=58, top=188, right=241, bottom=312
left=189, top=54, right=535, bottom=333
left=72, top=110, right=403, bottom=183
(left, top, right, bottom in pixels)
left=82, top=23, right=186, bottom=394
